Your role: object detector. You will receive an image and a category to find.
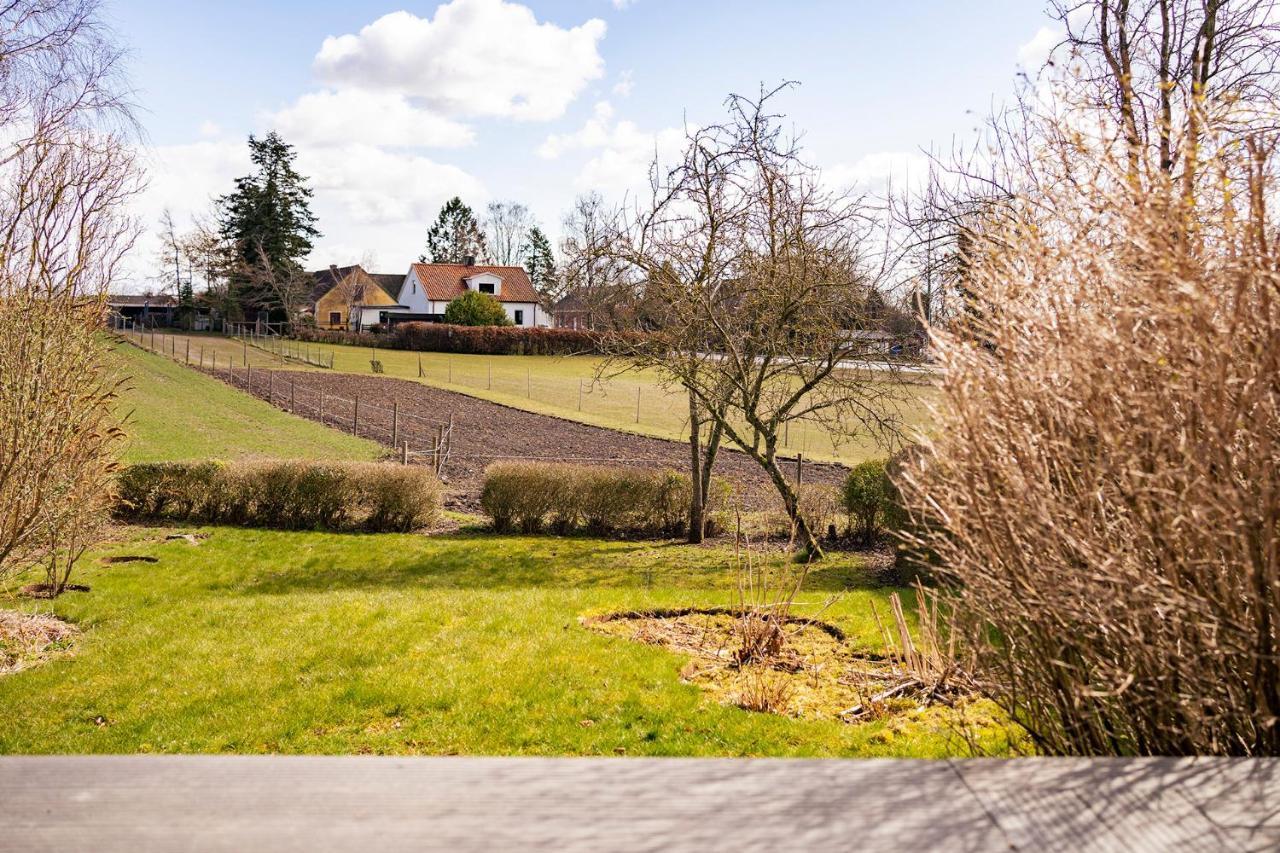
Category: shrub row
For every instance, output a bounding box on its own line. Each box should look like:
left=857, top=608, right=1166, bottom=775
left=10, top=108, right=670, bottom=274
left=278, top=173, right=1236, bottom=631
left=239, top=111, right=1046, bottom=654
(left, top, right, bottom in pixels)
left=296, top=322, right=642, bottom=356
left=480, top=462, right=727, bottom=537
left=115, top=461, right=442, bottom=532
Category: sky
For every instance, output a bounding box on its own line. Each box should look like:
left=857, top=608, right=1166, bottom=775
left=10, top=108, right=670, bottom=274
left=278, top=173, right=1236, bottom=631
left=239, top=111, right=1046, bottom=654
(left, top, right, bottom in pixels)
left=110, top=0, right=1060, bottom=289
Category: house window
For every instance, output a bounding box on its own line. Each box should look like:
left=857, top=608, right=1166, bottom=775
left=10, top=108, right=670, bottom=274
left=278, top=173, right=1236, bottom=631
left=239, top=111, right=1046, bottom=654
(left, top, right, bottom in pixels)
left=514, top=309, right=524, bottom=325
left=479, top=282, right=495, bottom=294
left=329, top=311, right=341, bottom=327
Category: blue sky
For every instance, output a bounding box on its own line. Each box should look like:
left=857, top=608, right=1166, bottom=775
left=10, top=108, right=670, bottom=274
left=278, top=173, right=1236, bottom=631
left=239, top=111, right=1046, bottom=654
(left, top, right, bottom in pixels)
left=111, top=0, right=1057, bottom=284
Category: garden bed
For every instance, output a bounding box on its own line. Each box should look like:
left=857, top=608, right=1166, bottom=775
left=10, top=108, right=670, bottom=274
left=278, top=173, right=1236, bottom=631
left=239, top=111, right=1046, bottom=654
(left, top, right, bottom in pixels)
left=586, top=609, right=988, bottom=728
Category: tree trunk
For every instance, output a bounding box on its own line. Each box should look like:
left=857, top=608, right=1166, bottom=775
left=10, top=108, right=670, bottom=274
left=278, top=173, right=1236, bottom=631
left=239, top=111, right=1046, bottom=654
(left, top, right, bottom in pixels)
left=687, top=391, right=705, bottom=544
left=762, top=453, right=825, bottom=560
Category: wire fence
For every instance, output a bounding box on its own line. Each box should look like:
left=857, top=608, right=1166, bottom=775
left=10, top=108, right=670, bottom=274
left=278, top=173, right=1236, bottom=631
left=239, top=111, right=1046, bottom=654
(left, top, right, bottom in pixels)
left=120, top=325, right=455, bottom=475
left=228, top=324, right=334, bottom=369
left=115, top=321, right=883, bottom=468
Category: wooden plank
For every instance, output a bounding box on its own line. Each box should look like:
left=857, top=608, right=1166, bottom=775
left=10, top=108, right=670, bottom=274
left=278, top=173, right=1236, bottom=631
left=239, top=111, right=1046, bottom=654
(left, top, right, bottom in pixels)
left=0, top=757, right=1003, bottom=853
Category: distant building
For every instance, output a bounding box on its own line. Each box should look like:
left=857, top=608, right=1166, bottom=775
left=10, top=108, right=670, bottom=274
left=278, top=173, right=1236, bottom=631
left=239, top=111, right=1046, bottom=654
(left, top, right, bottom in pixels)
left=308, top=265, right=406, bottom=331
left=391, top=258, right=542, bottom=328
left=106, top=293, right=178, bottom=328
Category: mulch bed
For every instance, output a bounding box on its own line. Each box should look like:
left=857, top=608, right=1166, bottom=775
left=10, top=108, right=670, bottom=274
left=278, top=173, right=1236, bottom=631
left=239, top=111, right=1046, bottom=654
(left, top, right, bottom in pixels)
left=220, top=367, right=848, bottom=513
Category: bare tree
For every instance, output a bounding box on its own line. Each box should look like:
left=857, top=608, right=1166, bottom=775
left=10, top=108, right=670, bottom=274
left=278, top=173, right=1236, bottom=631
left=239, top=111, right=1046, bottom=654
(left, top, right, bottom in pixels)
left=603, top=86, right=912, bottom=557
left=485, top=201, right=533, bottom=266
left=0, top=0, right=141, bottom=594
left=242, top=240, right=313, bottom=332
left=560, top=192, right=633, bottom=329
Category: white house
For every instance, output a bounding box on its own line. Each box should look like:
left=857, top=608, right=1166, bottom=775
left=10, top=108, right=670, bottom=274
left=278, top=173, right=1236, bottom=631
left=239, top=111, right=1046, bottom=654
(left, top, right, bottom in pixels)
left=394, top=260, right=543, bottom=327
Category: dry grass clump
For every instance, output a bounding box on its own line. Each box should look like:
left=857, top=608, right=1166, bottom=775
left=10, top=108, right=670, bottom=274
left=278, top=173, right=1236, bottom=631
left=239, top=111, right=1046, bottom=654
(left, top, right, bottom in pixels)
left=0, top=610, right=78, bottom=674
left=115, top=461, right=442, bottom=532
left=901, top=140, right=1280, bottom=754
left=481, top=462, right=727, bottom=538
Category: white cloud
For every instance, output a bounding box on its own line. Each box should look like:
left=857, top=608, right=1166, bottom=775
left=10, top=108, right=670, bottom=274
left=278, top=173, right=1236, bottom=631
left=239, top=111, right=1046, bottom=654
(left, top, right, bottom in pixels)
left=611, top=70, right=634, bottom=97
left=1018, top=25, right=1062, bottom=69
left=267, top=89, right=475, bottom=149
left=313, top=0, right=607, bottom=121
left=611, top=0, right=638, bottom=9
left=539, top=100, right=684, bottom=195
left=197, top=120, right=222, bottom=138
left=824, top=151, right=930, bottom=194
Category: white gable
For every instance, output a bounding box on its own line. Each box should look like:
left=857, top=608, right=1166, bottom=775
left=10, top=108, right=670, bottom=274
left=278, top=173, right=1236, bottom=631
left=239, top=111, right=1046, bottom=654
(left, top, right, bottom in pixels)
left=464, top=272, right=503, bottom=295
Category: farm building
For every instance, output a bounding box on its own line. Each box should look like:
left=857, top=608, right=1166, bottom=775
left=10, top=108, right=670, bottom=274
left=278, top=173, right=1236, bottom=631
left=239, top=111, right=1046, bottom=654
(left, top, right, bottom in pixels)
left=308, top=265, right=407, bottom=331
left=107, top=293, right=178, bottom=328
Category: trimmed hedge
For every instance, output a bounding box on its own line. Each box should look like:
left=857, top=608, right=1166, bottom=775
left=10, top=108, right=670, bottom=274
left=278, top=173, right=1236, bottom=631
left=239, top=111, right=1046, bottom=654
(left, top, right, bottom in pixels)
left=115, top=460, right=442, bottom=532
left=296, top=322, right=639, bottom=356
left=480, top=462, right=728, bottom=537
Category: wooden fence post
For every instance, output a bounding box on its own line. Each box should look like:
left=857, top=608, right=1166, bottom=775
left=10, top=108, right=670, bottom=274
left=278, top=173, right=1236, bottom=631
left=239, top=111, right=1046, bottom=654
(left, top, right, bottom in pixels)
left=527, top=368, right=531, bottom=398
left=636, top=386, right=641, bottom=423
left=418, top=355, right=424, bottom=378
left=269, top=371, right=274, bottom=403
left=246, top=363, right=252, bottom=394
left=435, top=425, right=444, bottom=475
left=402, top=441, right=409, bottom=465
left=353, top=395, right=360, bottom=435
left=185, top=339, right=190, bottom=364
left=290, top=381, right=296, bottom=413
left=319, top=392, right=325, bottom=424
left=242, top=335, right=247, bottom=366
left=487, top=361, right=492, bottom=390
left=392, top=401, right=399, bottom=449
left=578, top=380, right=583, bottom=411
left=796, top=452, right=804, bottom=486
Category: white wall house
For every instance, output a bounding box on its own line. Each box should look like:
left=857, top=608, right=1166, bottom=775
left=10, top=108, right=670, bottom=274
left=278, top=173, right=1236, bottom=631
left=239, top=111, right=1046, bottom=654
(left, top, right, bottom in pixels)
left=396, top=261, right=541, bottom=327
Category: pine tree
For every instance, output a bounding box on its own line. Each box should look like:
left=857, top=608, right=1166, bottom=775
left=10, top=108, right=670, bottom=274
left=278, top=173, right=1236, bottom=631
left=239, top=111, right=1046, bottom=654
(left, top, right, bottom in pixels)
left=423, top=197, right=488, bottom=264
left=523, top=225, right=558, bottom=298
left=218, top=132, right=319, bottom=321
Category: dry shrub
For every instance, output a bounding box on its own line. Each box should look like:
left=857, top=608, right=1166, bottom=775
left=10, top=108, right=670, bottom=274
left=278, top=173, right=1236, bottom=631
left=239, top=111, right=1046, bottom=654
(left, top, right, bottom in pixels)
left=115, top=461, right=441, bottom=532
left=902, top=139, right=1280, bottom=754
left=0, top=0, right=141, bottom=596
left=0, top=610, right=78, bottom=674
left=480, top=462, right=724, bottom=537
left=735, top=665, right=793, bottom=714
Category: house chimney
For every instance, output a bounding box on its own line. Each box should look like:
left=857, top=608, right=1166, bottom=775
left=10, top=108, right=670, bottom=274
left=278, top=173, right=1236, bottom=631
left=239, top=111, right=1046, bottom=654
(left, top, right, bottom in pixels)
left=329, top=264, right=340, bottom=278
left=463, top=254, right=475, bottom=267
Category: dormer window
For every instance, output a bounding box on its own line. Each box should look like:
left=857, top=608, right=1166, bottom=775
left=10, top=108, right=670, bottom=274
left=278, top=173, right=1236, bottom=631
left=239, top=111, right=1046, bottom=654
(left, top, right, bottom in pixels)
left=465, top=272, right=502, bottom=296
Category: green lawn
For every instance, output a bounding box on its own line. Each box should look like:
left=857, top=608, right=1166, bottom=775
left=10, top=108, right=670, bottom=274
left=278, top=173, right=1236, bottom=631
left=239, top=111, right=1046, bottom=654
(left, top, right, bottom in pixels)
left=132, top=329, right=934, bottom=465
left=0, top=527, right=1013, bottom=756
left=112, top=341, right=383, bottom=463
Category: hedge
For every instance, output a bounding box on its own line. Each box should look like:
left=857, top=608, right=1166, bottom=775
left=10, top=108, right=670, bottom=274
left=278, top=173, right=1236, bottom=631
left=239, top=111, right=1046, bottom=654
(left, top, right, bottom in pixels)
left=296, top=322, right=640, bottom=356
left=115, top=460, right=442, bottom=532
left=480, top=462, right=729, bottom=537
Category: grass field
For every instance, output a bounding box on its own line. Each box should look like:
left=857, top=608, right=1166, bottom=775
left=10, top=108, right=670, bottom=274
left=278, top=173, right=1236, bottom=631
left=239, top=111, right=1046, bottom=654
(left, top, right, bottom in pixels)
left=0, top=527, right=1014, bottom=756
left=112, top=340, right=383, bottom=463
left=127, top=328, right=935, bottom=465
left=0, top=335, right=1010, bottom=758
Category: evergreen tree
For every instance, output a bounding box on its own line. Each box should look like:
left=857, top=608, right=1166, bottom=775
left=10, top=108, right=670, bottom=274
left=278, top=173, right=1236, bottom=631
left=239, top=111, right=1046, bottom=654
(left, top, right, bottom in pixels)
left=423, top=197, right=488, bottom=264
left=218, top=132, right=319, bottom=320
left=523, top=225, right=558, bottom=298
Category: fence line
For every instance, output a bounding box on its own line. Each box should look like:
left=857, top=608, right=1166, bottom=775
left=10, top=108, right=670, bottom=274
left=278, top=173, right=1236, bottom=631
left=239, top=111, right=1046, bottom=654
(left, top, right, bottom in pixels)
left=120, top=326, right=455, bottom=475
left=118, top=324, right=839, bottom=466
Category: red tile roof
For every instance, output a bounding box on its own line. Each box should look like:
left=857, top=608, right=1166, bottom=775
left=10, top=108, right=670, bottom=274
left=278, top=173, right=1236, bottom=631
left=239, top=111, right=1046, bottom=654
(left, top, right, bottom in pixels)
left=411, top=263, right=539, bottom=303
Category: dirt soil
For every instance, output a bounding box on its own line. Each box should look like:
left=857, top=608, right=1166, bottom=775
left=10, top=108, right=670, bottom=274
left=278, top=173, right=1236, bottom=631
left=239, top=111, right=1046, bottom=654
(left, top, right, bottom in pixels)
left=229, top=369, right=849, bottom=513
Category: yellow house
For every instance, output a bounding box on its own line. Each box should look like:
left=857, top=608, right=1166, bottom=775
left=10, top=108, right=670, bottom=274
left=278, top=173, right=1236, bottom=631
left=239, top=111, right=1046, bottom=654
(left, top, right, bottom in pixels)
left=310, top=265, right=406, bottom=331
